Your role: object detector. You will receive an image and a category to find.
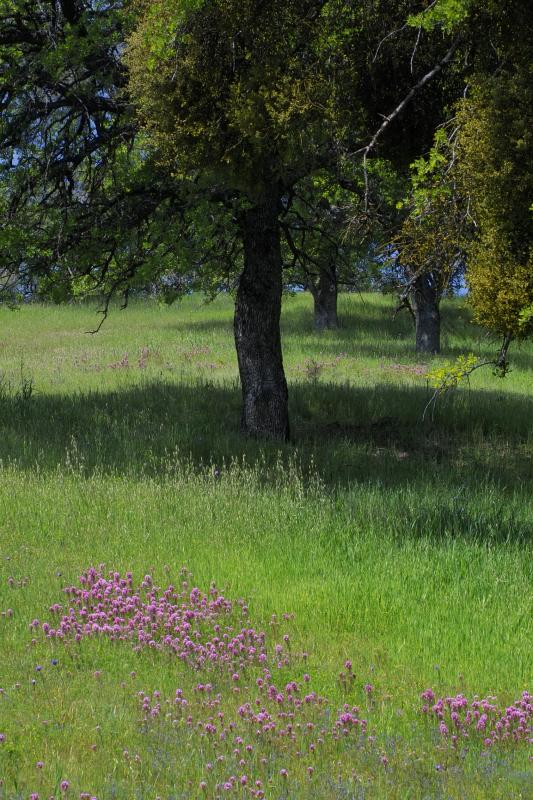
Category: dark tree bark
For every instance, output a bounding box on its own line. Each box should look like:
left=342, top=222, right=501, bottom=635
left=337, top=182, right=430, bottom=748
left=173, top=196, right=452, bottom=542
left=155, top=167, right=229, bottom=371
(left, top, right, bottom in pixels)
left=409, top=272, right=441, bottom=354
left=234, top=193, right=290, bottom=440
left=59, top=0, right=84, bottom=25
left=312, top=264, right=339, bottom=331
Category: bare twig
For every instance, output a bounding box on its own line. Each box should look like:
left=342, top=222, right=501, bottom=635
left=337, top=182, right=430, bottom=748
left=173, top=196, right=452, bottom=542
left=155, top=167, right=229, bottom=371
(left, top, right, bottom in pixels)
left=410, top=26, right=422, bottom=74
left=372, top=23, right=407, bottom=63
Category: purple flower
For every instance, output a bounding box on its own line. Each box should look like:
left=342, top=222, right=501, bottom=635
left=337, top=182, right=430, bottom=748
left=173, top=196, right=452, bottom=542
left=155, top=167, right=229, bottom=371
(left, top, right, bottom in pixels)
left=476, top=714, right=488, bottom=731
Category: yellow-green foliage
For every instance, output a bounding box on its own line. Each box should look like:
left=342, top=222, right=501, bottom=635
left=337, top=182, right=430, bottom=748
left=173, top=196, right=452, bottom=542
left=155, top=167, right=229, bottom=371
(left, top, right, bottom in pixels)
left=125, top=1, right=350, bottom=197
left=426, top=352, right=478, bottom=391
left=457, top=72, right=533, bottom=339
left=408, top=0, right=472, bottom=32
left=467, top=229, right=532, bottom=339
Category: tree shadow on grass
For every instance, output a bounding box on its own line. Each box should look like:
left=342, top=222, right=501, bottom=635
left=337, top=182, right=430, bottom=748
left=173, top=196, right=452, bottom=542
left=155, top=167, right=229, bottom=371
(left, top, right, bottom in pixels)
left=0, top=377, right=530, bottom=477
left=0, top=378, right=531, bottom=543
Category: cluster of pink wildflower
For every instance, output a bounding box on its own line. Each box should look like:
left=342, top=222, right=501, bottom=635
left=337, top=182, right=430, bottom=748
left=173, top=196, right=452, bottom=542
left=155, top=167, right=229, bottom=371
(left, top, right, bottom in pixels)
left=421, top=688, right=532, bottom=749
left=137, top=674, right=369, bottom=797
left=32, top=567, right=378, bottom=796
left=35, top=567, right=291, bottom=675
left=28, top=567, right=531, bottom=797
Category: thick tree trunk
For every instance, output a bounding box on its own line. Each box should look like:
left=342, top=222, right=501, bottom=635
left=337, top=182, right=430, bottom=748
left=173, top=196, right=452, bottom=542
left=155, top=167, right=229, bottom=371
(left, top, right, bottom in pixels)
left=313, top=265, right=339, bottom=331
left=409, top=273, right=441, bottom=354
left=234, top=193, right=290, bottom=440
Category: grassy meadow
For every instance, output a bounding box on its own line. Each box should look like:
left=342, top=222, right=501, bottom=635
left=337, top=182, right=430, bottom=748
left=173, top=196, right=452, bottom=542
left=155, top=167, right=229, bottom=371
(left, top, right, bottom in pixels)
left=0, top=292, right=531, bottom=799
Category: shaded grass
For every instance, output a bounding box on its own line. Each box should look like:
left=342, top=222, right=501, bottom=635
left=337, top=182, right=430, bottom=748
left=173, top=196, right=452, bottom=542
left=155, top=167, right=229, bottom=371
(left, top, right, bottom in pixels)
left=0, top=293, right=531, bottom=798
left=0, top=378, right=531, bottom=499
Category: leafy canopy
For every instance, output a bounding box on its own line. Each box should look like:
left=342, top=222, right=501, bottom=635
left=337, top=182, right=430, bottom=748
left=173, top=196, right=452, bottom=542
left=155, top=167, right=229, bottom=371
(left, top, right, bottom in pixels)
left=125, top=0, right=365, bottom=198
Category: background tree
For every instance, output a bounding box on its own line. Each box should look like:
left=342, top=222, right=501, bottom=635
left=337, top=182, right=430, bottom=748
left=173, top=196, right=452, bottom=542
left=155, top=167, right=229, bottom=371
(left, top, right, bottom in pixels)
left=338, top=0, right=469, bottom=355
left=394, top=0, right=533, bottom=356
left=390, top=127, right=467, bottom=354
left=281, top=174, right=375, bottom=331
left=372, top=0, right=533, bottom=359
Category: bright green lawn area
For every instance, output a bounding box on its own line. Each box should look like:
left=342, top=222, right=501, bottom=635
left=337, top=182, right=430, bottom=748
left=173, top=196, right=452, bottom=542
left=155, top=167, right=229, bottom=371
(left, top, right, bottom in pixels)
left=0, top=294, right=531, bottom=798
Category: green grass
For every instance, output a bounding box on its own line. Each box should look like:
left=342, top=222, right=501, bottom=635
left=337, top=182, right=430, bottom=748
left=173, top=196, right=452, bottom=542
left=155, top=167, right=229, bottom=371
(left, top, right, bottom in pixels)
left=0, top=293, right=531, bottom=799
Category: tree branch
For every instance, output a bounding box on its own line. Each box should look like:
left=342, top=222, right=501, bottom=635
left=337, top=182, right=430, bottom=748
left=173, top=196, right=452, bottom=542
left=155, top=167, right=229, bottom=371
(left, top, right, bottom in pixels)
left=422, top=334, right=513, bottom=421
left=358, top=34, right=462, bottom=210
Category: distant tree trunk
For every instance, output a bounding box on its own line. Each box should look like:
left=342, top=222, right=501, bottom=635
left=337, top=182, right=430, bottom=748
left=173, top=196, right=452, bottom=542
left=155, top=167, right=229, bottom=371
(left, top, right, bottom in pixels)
left=234, top=193, right=290, bottom=441
left=409, top=272, right=441, bottom=354
left=312, top=264, right=339, bottom=331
